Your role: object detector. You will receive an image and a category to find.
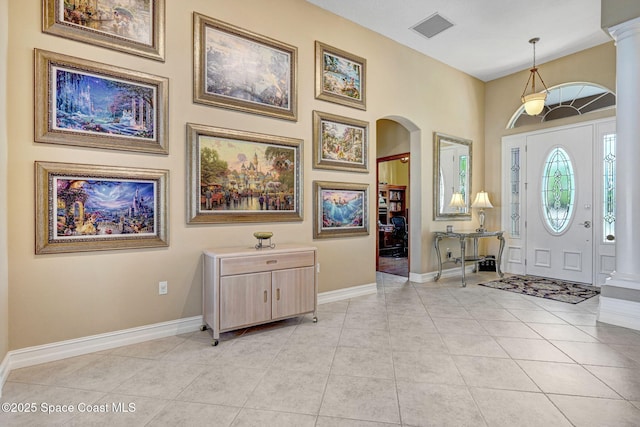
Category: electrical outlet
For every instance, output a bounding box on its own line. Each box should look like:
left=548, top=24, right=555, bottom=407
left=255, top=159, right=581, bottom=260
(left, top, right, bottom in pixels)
left=446, top=248, right=452, bottom=260
left=159, top=281, right=168, bottom=295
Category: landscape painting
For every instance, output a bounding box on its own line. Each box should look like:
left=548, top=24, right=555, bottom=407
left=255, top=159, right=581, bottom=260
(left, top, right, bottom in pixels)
left=193, top=13, right=297, bottom=121
left=313, top=111, right=368, bottom=172
left=35, top=49, right=169, bottom=154
left=43, top=0, right=165, bottom=61
left=313, top=181, right=369, bottom=239
left=315, top=41, right=366, bottom=110
left=187, top=123, right=303, bottom=223
left=35, top=161, right=169, bottom=254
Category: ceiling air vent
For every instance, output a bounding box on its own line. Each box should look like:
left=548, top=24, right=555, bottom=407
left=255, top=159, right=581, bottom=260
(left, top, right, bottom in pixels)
left=411, top=13, right=454, bottom=39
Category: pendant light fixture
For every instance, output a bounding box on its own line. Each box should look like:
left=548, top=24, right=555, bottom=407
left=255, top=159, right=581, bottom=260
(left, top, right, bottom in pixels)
left=521, top=37, right=549, bottom=116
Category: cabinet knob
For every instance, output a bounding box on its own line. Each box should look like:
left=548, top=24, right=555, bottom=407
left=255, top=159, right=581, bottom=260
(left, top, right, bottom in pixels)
left=276, top=288, right=280, bottom=300
left=264, top=290, right=268, bottom=303
left=266, top=260, right=278, bottom=265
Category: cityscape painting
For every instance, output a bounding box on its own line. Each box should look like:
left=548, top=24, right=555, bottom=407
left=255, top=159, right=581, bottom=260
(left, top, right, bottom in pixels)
left=187, top=123, right=303, bottom=224
left=313, top=181, right=369, bottom=239
left=35, top=49, right=168, bottom=154
left=36, top=161, right=169, bottom=254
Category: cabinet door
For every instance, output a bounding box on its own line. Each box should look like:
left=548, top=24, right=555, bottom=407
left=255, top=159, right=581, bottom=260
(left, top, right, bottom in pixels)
left=220, top=272, right=271, bottom=330
left=272, top=266, right=315, bottom=319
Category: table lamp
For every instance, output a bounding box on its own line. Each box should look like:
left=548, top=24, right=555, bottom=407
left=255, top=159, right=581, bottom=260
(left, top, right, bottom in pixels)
left=472, top=191, right=493, bottom=232
left=449, top=192, right=465, bottom=211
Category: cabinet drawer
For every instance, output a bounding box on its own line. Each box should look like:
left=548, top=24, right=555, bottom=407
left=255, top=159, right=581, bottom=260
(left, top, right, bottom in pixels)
left=220, top=251, right=315, bottom=276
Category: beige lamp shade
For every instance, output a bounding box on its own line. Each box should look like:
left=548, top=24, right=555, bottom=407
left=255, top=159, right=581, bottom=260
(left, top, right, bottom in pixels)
left=522, top=91, right=547, bottom=115
left=449, top=192, right=466, bottom=208
left=472, top=191, right=493, bottom=209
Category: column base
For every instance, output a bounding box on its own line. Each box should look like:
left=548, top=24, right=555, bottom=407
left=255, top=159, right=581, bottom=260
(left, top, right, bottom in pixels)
left=597, top=273, right=640, bottom=331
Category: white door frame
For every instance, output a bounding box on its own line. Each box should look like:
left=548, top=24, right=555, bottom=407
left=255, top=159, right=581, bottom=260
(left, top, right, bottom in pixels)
left=501, top=117, right=616, bottom=285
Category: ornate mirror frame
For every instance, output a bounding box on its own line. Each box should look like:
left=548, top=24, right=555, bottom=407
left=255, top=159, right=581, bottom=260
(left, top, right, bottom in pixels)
left=433, top=132, right=472, bottom=221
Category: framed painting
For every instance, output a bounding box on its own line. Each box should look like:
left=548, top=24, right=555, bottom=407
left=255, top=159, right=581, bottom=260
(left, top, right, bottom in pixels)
left=42, top=0, right=165, bottom=61
left=315, top=41, right=366, bottom=110
left=35, top=161, right=169, bottom=254
left=313, top=181, right=369, bottom=239
left=313, top=110, right=369, bottom=172
left=186, top=123, right=303, bottom=224
left=34, top=49, right=169, bottom=154
left=193, top=12, right=297, bottom=121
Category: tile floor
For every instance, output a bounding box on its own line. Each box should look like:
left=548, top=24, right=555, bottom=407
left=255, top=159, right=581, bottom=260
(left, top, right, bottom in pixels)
left=2, top=272, right=640, bottom=426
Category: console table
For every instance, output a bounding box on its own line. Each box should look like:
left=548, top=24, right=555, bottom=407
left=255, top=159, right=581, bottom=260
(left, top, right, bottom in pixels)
left=433, top=230, right=505, bottom=287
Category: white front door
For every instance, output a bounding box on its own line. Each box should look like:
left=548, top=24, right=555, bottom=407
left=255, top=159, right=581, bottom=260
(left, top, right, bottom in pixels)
left=525, top=125, right=594, bottom=283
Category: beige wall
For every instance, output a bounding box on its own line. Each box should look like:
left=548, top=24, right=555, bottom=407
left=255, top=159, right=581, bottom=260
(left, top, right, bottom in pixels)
left=1, top=0, right=9, bottom=362
left=5, top=0, right=485, bottom=350
left=483, top=42, right=616, bottom=237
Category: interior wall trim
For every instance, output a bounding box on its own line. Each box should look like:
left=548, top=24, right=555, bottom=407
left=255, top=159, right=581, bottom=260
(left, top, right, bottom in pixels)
left=317, top=282, right=377, bottom=304
left=597, top=296, right=640, bottom=331
left=0, top=284, right=379, bottom=396
left=409, top=265, right=476, bottom=284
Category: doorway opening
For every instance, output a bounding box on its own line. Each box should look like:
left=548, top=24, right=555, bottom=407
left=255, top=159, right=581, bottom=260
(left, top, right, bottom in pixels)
left=377, top=153, right=410, bottom=276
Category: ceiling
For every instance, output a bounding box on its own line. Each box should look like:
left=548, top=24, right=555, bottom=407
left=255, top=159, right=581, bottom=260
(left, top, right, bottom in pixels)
left=306, top=0, right=612, bottom=82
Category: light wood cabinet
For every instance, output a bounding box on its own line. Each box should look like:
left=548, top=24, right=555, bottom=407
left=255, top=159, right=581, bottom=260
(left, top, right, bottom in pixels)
left=203, top=245, right=318, bottom=345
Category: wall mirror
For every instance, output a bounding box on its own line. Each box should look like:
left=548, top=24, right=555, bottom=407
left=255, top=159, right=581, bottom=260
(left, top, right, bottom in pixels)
left=433, top=132, right=472, bottom=221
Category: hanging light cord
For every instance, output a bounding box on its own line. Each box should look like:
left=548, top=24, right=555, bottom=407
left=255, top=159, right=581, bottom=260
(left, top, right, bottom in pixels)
left=521, top=37, right=549, bottom=99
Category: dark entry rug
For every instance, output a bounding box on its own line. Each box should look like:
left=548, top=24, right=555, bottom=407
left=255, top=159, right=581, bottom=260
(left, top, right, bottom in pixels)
left=478, top=275, right=600, bottom=304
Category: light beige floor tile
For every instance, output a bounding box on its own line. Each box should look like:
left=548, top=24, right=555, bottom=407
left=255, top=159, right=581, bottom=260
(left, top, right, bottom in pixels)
left=55, top=355, right=153, bottom=392
left=232, top=408, right=316, bottom=427
left=508, top=309, right=567, bottom=324
left=316, top=416, right=400, bottom=427
left=385, top=302, right=427, bottom=315
left=576, top=325, right=640, bottom=345
left=160, top=337, right=228, bottom=364
left=426, top=305, right=473, bottom=319
left=0, top=382, right=104, bottom=426
left=149, top=401, right=239, bottom=427
left=470, top=388, right=572, bottom=426
left=331, top=346, right=394, bottom=379
left=389, top=330, right=448, bottom=353
left=548, top=394, right=640, bottom=426
left=286, top=325, right=342, bottom=347
left=6, top=353, right=103, bottom=386
left=496, top=300, right=545, bottom=310
left=113, top=360, right=207, bottom=399
left=467, top=307, right=520, bottom=321
left=393, top=351, right=465, bottom=385
left=245, top=369, right=328, bottom=415
left=397, top=381, right=486, bottom=427
left=453, top=355, right=539, bottom=391
left=432, top=318, right=488, bottom=335
left=387, top=313, right=437, bottom=332
left=213, top=339, right=282, bottom=370
left=585, top=365, right=640, bottom=401
left=176, top=367, right=264, bottom=407
left=272, top=344, right=336, bottom=374
left=108, top=336, right=186, bottom=359
left=343, top=311, right=389, bottom=331
left=319, top=375, right=400, bottom=424
left=550, top=340, right=639, bottom=367
left=318, top=300, right=350, bottom=314
left=442, top=334, right=509, bottom=358
left=527, top=323, right=600, bottom=342
left=610, top=344, right=640, bottom=364
left=517, top=360, right=620, bottom=398
left=477, top=320, right=541, bottom=339
left=495, top=337, right=574, bottom=363
left=337, top=327, right=391, bottom=349
left=304, top=310, right=345, bottom=328
left=552, top=311, right=599, bottom=326
left=65, top=394, right=169, bottom=426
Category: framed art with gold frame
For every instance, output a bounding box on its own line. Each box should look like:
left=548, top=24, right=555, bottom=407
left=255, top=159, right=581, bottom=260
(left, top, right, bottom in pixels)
left=34, top=49, right=169, bottom=154
left=315, top=41, right=366, bottom=110
left=186, top=123, right=303, bottom=224
left=42, top=0, right=165, bottom=61
left=313, top=110, right=368, bottom=172
left=193, top=12, right=297, bottom=121
left=313, top=181, right=369, bottom=239
left=35, top=161, right=169, bottom=254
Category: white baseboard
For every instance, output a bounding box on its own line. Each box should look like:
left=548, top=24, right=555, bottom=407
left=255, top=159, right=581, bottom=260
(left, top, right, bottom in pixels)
left=597, top=296, right=640, bottom=331
left=409, top=265, right=476, bottom=284
left=0, top=352, right=9, bottom=399
left=317, top=282, right=377, bottom=304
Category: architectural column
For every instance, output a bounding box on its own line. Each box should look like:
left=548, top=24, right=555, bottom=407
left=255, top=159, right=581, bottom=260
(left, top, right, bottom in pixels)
left=598, top=16, right=640, bottom=330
